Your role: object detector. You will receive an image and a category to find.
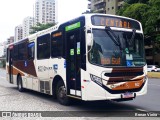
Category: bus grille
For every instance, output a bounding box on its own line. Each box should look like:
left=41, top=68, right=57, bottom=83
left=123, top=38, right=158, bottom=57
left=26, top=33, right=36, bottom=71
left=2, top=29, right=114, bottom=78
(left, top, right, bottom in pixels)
left=105, top=71, right=144, bottom=85
left=104, top=72, right=143, bottom=77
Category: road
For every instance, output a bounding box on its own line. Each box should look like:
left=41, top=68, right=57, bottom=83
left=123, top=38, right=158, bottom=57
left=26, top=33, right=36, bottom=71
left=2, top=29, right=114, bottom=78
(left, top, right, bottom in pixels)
left=0, top=68, right=160, bottom=119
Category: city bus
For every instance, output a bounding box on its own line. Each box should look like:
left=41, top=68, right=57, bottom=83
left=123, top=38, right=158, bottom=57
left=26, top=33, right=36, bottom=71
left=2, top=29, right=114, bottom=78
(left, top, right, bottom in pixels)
left=6, top=13, right=148, bottom=105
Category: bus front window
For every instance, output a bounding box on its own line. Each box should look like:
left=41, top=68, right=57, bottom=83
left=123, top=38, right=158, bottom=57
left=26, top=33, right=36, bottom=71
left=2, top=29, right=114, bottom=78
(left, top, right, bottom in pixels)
left=88, top=29, right=146, bottom=67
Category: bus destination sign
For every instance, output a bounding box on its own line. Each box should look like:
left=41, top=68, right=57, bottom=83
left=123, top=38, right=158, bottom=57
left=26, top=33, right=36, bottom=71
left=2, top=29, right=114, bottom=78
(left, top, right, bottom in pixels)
left=91, top=15, right=140, bottom=30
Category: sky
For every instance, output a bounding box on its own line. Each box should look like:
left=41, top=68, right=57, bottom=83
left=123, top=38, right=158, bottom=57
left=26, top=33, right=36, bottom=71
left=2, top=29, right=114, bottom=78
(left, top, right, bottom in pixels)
left=0, top=0, right=88, bottom=43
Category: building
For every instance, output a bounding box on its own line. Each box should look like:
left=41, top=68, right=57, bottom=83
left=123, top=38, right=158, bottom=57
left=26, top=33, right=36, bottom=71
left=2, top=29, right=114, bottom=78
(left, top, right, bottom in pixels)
left=15, top=25, right=23, bottom=42
left=0, top=42, right=6, bottom=67
left=88, top=0, right=124, bottom=15
left=0, top=43, right=4, bottom=57
left=3, top=41, right=7, bottom=57
left=23, top=17, right=34, bottom=39
left=88, top=0, right=95, bottom=11
left=34, top=0, right=58, bottom=25
left=7, top=36, right=14, bottom=45
left=0, top=41, right=7, bottom=57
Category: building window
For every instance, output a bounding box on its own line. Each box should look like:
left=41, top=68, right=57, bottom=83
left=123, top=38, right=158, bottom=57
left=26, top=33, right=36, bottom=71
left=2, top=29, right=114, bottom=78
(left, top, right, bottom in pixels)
left=112, top=7, right=114, bottom=9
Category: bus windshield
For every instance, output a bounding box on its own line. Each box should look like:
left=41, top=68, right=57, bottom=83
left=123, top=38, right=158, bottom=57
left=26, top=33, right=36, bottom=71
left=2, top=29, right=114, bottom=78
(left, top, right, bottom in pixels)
left=88, top=29, right=146, bottom=67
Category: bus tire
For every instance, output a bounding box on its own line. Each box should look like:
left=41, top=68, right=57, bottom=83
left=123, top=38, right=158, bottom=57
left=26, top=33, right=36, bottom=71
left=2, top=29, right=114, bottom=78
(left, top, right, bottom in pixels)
left=56, top=81, right=70, bottom=106
left=17, top=76, right=24, bottom=92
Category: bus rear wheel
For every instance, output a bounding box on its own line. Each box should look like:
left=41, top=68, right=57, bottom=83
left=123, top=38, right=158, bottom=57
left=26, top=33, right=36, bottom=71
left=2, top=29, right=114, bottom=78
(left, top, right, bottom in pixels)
left=17, top=76, right=24, bottom=92
left=56, top=81, right=70, bottom=106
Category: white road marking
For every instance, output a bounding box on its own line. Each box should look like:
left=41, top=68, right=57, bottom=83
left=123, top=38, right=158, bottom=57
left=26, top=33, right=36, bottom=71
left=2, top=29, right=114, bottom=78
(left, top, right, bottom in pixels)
left=148, top=84, right=160, bottom=87
left=136, top=108, right=147, bottom=112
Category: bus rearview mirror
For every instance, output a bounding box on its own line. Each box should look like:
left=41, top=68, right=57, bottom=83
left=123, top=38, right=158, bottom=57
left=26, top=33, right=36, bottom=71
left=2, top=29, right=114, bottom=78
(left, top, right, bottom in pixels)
left=87, top=33, right=93, bottom=46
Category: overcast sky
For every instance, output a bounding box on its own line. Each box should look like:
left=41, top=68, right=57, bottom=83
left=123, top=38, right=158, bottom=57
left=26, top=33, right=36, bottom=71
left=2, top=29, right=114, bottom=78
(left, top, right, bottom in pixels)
left=0, top=0, right=88, bottom=43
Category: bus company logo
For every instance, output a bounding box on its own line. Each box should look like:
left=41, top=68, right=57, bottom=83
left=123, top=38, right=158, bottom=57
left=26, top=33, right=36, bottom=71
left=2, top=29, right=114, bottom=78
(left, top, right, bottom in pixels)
left=38, top=66, right=52, bottom=72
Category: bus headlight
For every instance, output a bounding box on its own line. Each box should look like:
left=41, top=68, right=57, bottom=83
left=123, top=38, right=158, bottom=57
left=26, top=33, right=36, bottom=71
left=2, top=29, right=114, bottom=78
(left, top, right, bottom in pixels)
left=90, top=74, right=103, bottom=86
left=144, top=75, right=148, bottom=81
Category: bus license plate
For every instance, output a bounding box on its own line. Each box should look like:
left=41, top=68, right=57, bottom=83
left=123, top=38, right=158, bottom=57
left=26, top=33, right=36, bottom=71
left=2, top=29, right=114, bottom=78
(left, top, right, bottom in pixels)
left=122, top=92, right=134, bottom=98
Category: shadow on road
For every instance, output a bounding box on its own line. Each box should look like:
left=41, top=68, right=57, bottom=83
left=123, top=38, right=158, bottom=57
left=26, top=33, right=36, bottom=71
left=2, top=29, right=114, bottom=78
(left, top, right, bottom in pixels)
left=10, top=86, right=144, bottom=112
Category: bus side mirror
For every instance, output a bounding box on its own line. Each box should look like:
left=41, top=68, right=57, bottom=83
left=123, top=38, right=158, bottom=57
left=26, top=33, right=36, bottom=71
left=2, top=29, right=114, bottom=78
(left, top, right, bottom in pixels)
left=87, top=30, right=93, bottom=46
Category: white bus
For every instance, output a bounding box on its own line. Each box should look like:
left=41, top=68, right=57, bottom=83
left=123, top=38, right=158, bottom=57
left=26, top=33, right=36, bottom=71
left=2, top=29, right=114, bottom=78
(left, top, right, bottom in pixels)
left=6, top=14, right=148, bottom=105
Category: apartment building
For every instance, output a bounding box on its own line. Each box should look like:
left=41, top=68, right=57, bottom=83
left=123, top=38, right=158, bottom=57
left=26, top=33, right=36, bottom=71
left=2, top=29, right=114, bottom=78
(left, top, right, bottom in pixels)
left=0, top=43, right=4, bottom=57
left=7, top=36, right=14, bottom=45
left=35, top=0, right=58, bottom=25
left=88, top=0, right=124, bottom=15
left=15, top=25, right=23, bottom=42
left=23, top=17, right=34, bottom=39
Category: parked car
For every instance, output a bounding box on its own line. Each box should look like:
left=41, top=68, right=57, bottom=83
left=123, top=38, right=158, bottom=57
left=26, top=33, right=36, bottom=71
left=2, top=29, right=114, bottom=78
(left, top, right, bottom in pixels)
left=147, top=65, right=160, bottom=72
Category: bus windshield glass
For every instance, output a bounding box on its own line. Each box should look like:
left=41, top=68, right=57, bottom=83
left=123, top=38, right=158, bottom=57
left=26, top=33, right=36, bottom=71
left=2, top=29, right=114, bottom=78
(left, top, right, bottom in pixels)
left=88, top=29, right=146, bottom=67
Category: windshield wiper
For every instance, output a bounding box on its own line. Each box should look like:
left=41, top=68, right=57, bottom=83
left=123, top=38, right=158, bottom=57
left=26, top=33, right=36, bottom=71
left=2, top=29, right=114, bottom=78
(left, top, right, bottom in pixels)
left=105, top=26, right=122, bottom=50
left=126, top=29, right=136, bottom=46
left=129, top=29, right=136, bottom=46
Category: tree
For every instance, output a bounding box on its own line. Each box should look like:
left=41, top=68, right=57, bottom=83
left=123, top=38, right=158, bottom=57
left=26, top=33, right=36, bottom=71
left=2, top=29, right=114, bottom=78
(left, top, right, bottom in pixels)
left=118, top=3, right=149, bottom=34
left=124, top=0, right=149, bottom=4
left=117, top=0, right=160, bottom=35
left=30, top=22, right=56, bottom=34
left=117, top=0, right=160, bottom=63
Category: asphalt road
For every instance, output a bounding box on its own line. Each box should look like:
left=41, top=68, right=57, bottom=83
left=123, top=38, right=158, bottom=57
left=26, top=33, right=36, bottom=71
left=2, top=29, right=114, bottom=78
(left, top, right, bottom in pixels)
left=0, top=68, right=160, bottom=120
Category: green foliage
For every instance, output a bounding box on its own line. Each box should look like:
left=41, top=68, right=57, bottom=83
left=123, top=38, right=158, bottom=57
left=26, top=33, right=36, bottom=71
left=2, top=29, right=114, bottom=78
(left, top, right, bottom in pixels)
left=124, top=0, right=149, bottom=4
left=30, top=22, right=56, bottom=34
left=117, top=0, right=160, bottom=55
left=122, top=3, right=149, bottom=33
left=117, top=0, right=160, bottom=36
left=156, top=34, right=160, bottom=42
left=117, top=3, right=130, bottom=15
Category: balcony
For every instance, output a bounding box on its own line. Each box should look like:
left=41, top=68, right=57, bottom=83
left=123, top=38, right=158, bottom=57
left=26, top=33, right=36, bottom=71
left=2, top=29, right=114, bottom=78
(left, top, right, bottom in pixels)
left=88, top=3, right=91, bottom=9
left=94, top=8, right=106, bottom=13
left=118, top=1, right=124, bottom=6
left=94, top=0, right=106, bottom=6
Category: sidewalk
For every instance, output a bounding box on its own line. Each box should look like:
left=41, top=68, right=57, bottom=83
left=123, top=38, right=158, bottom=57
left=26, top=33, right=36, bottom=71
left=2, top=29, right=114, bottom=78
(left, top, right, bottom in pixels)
left=148, top=72, right=160, bottom=79
left=0, top=67, right=5, bottom=70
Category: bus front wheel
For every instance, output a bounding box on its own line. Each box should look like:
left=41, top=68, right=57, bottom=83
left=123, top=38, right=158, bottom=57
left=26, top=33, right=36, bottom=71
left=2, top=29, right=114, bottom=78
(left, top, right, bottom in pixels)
left=17, top=76, right=24, bottom=92
left=56, top=81, right=70, bottom=106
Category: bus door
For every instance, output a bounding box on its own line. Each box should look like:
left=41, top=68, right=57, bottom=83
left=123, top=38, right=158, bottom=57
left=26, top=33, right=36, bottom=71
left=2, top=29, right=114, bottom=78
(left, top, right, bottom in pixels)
left=8, top=47, right=13, bottom=83
left=66, top=29, right=81, bottom=97
left=36, top=34, right=50, bottom=93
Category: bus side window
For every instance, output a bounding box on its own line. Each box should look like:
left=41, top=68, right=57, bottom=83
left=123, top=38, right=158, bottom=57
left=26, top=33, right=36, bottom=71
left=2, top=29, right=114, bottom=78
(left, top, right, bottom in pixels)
left=18, top=42, right=27, bottom=60
left=51, top=31, right=63, bottom=58
left=13, top=45, right=18, bottom=61
left=37, top=34, right=50, bottom=60
left=28, top=42, right=35, bottom=60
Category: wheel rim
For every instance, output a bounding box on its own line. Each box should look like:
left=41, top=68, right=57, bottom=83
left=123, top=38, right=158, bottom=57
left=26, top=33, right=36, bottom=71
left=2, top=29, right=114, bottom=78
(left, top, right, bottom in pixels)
left=58, top=86, right=66, bottom=99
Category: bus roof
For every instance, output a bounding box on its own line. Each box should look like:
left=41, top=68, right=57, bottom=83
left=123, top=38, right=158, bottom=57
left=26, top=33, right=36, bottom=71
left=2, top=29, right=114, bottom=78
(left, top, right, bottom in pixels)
left=8, top=13, right=142, bottom=47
